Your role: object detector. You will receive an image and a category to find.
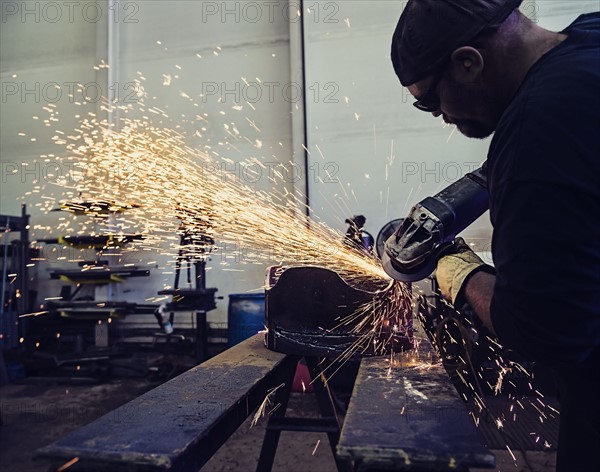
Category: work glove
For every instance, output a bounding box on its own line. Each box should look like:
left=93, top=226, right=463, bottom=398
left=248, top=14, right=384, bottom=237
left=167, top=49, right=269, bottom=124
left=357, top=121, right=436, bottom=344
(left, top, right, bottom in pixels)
left=435, top=237, right=493, bottom=306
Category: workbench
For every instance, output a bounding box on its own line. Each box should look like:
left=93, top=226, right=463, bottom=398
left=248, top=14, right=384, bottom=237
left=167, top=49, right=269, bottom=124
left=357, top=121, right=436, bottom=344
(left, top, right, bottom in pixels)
left=337, top=355, right=495, bottom=471
left=35, top=334, right=495, bottom=471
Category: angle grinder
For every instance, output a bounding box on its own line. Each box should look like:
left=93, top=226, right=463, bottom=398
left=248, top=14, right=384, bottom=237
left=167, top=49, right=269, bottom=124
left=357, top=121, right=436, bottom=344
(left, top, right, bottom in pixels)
left=378, top=166, right=489, bottom=282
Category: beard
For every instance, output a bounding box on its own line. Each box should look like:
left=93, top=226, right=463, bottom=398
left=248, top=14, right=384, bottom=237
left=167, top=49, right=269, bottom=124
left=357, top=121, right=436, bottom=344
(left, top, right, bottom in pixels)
left=444, top=115, right=495, bottom=139
left=455, top=119, right=495, bottom=139
left=442, top=78, right=502, bottom=139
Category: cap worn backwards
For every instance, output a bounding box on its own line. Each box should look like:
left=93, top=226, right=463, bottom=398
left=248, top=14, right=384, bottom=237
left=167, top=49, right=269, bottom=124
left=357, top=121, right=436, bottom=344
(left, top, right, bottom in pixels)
left=391, top=0, right=524, bottom=86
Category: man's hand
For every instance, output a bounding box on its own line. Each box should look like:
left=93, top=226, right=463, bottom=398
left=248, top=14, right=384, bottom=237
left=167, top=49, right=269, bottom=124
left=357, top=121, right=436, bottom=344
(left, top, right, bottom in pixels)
left=435, top=237, right=491, bottom=306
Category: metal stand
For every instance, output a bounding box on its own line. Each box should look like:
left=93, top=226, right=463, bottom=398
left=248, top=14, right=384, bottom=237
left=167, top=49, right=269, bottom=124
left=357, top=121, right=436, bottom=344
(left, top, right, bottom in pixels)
left=256, top=356, right=351, bottom=472
left=0, top=204, right=31, bottom=351
left=191, top=259, right=209, bottom=364
left=157, top=232, right=217, bottom=364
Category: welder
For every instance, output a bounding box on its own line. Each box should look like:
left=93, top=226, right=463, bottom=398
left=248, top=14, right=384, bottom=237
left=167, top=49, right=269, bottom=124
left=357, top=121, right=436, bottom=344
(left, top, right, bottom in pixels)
left=390, top=1, right=600, bottom=470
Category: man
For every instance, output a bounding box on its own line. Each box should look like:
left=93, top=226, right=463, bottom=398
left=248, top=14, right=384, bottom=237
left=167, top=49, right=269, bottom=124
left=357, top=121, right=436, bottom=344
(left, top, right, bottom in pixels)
left=391, top=1, right=599, bottom=471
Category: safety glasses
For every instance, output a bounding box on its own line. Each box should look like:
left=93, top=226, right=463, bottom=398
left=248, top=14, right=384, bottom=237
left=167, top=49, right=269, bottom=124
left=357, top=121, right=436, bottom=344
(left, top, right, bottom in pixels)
left=412, top=65, right=447, bottom=113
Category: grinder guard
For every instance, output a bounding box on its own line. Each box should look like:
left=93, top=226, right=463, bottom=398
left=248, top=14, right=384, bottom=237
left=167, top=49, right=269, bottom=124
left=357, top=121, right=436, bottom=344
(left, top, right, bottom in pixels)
left=382, top=166, right=489, bottom=282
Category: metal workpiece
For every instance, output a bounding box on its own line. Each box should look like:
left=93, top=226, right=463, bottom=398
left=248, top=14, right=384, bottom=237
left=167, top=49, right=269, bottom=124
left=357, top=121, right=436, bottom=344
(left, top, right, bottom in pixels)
left=337, top=353, right=496, bottom=471
left=263, top=266, right=413, bottom=358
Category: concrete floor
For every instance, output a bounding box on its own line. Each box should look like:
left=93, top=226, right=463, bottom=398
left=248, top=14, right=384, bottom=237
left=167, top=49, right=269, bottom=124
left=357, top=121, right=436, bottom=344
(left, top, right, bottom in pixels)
left=0, top=378, right=152, bottom=472
left=0, top=377, right=556, bottom=472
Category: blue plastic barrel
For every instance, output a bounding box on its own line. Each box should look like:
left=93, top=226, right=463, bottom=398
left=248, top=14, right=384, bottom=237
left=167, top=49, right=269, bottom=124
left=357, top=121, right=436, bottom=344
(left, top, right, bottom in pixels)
left=227, top=293, right=265, bottom=347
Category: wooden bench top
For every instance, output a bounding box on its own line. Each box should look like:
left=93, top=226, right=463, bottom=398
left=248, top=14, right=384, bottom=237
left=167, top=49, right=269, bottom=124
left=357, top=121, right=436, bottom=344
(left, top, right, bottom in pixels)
left=35, top=335, right=296, bottom=472
left=337, top=352, right=496, bottom=471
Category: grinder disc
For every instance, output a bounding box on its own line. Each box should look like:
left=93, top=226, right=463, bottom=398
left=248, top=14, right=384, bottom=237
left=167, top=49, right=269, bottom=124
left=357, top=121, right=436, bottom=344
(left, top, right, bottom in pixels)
left=381, top=249, right=436, bottom=283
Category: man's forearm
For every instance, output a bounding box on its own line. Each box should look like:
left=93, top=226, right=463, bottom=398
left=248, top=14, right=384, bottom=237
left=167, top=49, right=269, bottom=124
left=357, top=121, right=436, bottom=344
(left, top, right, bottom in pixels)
left=464, top=270, right=497, bottom=335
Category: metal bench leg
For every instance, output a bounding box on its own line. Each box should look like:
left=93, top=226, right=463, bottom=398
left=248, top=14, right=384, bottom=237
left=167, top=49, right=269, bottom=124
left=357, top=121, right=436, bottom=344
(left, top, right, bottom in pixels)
left=195, top=311, right=208, bottom=363
left=256, top=356, right=299, bottom=471
left=305, top=357, right=352, bottom=472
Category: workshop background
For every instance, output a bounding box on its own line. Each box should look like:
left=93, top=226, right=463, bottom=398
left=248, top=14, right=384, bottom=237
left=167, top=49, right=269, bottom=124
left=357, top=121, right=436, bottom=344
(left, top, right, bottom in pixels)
left=1, top=0, right=596, bottom=329
left=1, top=1, right=598, bottom=472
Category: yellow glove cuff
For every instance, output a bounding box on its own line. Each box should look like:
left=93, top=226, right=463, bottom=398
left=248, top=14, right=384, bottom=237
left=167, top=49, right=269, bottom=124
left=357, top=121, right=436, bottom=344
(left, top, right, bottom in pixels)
left=435, top=242, right=488, bottom=306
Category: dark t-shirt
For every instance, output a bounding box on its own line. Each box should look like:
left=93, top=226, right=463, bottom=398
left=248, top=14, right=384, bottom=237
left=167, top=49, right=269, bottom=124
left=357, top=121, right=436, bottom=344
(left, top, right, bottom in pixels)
left=487, top=13, right=600, bottom=365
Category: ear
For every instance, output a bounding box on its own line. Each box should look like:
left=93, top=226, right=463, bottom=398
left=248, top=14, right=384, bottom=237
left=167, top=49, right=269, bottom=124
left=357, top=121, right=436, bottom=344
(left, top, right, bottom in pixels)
left=449, top=46, right=484, bottom=84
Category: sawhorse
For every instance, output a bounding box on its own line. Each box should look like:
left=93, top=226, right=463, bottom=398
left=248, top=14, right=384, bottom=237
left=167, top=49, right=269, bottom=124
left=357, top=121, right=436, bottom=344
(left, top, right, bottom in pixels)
left=257, top=356, right=352, bottom=471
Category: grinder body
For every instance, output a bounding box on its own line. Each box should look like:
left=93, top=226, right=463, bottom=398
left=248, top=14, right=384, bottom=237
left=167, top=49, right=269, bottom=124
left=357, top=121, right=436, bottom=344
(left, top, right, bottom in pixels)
left=381, top=166, right=488, bottom=282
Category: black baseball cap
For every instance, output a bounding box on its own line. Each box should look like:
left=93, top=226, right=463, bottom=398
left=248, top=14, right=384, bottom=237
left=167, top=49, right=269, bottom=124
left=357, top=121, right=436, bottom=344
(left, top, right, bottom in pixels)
left=392, top=0, right=524, bottom=86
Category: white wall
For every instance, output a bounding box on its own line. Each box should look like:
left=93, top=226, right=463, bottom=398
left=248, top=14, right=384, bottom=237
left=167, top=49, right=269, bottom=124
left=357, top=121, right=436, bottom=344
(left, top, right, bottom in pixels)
left=531, top=1, right=600, bottom=28
left=113, top=1, right=297, bottom=327
left=0, top=1, right=298, bottom=327
left=303, top=0, right=599, bottom=260
left=1, top=0, right=109, bottom=313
